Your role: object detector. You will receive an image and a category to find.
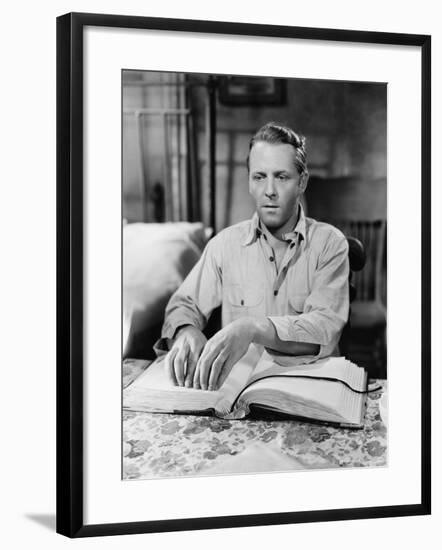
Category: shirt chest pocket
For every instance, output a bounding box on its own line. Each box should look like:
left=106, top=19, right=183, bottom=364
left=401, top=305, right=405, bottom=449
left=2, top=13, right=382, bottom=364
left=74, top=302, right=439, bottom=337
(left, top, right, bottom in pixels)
left=225, top=284, right=264, bottom=315
left=288, top=293, right=308, bottom=315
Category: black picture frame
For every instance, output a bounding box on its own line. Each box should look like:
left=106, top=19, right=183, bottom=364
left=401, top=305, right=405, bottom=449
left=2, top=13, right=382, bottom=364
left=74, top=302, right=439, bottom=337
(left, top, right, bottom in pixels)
left=56, top=12, right=431, bottom=538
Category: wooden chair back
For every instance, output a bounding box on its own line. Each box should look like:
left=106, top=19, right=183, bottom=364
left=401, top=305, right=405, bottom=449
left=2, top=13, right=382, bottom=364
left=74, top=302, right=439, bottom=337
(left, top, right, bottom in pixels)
left=305, top=176, right=386, bottom=304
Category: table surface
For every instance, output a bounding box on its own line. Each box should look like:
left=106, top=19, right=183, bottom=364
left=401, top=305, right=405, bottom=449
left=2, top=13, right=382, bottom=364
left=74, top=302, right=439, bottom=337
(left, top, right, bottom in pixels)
left=123, top=359, right=387, bottom=480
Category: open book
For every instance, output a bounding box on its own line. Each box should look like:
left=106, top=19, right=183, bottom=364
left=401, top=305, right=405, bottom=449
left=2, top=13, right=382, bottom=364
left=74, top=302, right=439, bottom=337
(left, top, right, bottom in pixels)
left=123, top=345, right=368, bottom=428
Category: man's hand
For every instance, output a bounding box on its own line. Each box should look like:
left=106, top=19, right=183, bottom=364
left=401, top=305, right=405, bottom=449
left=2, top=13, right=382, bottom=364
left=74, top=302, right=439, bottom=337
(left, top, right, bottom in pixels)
left=165, top=326, right=207, bottom=387
left=194, top=318, right=256, bottom=391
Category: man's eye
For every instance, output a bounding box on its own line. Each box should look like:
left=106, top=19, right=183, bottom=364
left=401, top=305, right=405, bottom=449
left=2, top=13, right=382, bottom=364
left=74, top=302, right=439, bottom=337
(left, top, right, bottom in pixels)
left=277, top=174, right=288, bottom=181
left=253, top=174, right=264, bottom=181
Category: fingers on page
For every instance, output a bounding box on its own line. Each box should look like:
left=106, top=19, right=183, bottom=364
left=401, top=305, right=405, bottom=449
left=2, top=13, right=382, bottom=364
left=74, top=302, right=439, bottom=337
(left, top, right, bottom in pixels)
left=173, top=341, right=189, bottom=386
left=214, top=355, right=234, bottom=391
left=184, top=350, right=199, bottom=388
left=197, top=347, right=214, bottom=390
left=165, top=347, right=178, bottom=386
left=192, top=364, right=201, bottom=390
left=208, top=352, right=229, bottom=391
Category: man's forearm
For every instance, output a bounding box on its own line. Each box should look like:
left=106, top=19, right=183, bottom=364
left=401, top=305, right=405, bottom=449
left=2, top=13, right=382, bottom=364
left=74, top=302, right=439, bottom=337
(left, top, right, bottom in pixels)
left=248, top=317, right=320, bottom=356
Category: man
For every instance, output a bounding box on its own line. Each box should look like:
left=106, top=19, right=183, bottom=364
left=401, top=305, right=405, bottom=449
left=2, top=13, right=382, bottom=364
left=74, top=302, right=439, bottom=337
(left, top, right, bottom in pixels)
left=156, top=123, right=349, bottom=392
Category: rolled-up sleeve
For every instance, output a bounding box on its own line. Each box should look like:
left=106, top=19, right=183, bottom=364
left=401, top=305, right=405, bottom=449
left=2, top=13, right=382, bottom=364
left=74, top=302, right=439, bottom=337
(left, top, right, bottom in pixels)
left=268, top=234, right=349, bottom=361
left=154, top=236, right=223, bottom=354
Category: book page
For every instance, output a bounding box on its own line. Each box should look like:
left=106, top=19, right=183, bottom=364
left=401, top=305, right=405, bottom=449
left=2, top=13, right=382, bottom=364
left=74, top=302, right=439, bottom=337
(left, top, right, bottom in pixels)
left=250, top=352, right=366, bottom=391
left=243, top=378, right=343, bottom=418
left=123, top=358, right=219, bottom=412
left=123, top=344, right=263, bottom=415
left=238, top=353, right=367, bottom=425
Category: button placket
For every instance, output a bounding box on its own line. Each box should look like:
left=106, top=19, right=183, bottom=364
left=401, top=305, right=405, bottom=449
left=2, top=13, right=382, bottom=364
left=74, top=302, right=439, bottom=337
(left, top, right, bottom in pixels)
left=260, top=235, right=278, bottom=277
left=274, top=240, right=297, bottom=293
left=279, top=238, right=300, bottom=277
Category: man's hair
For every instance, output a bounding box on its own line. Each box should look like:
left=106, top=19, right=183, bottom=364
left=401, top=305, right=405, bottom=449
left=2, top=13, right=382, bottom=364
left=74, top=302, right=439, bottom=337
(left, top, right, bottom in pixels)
left=246, top=122, right=308, bottom=175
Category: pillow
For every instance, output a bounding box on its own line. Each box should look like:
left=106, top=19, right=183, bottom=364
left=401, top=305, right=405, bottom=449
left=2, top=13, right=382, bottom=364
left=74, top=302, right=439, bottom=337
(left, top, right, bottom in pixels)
left=123, top=222, right=211, bottom=358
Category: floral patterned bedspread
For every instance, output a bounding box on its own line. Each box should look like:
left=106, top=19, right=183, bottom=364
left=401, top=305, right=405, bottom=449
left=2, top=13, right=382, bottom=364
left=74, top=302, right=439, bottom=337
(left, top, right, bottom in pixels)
left=123, top=359, right=387, bottom=480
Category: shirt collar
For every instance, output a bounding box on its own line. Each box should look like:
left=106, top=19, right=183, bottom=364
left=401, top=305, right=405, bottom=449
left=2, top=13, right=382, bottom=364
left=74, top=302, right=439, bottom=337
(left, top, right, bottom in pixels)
left=282, top=203, right=307, bottom=245
left=242, top=212, right=261, bottom=246
left=242, top=203, right=307, bottom=246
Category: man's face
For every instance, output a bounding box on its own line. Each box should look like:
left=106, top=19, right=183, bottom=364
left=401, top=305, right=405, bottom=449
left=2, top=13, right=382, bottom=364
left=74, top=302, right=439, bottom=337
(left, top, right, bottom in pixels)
left=248, top=141, right=307, bottom=237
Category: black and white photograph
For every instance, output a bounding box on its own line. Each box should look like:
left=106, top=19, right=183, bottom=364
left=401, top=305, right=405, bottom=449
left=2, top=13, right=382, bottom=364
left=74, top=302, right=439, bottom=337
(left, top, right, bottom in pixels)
left=54, top=10, right=430, bottom=538
left=1, top=0, right=437, bottom=545
left=122, top=70, right=388, bottom=480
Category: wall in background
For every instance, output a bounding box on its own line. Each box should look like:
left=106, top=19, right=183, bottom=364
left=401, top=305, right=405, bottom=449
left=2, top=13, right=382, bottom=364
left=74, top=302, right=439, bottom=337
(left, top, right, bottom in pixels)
left=193, top=78, right=387, bottom=230
left=123, top=71, right=188, bottom=223
left=123, top=75, right=387, bottom=231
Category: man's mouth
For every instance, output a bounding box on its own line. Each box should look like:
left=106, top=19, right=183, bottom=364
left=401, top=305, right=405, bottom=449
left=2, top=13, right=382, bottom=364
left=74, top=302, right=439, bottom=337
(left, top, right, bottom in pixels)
left=262, top=205, right=279, bottom=209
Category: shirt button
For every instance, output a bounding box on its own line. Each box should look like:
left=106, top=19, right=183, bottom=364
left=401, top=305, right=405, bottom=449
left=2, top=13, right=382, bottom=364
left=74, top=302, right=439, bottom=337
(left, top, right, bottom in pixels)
left=240, top=299, right=244, bottom=306
left=274, top=290, right=278, bottom=296
left=269, top=256, right=275, bottom=262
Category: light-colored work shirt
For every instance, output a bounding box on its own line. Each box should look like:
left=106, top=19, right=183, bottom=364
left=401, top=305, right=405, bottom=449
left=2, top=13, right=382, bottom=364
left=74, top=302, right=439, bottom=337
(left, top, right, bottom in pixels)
left=158, top=205, right=349, bottom=363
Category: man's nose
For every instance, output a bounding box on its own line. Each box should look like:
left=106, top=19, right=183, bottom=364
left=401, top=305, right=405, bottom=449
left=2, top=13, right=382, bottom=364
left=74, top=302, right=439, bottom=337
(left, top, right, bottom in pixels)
left=264, top=177, right=277, bottom=198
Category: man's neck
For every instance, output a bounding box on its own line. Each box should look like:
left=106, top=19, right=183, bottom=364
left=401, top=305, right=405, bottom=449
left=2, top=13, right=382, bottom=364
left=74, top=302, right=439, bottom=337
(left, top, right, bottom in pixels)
left=259, top=204, right=300, bottom=245
left=260, top=222, right=287, bottom=250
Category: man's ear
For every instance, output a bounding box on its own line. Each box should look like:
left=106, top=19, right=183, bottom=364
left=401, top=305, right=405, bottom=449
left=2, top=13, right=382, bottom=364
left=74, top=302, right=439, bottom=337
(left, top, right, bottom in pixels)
left=299, top=172, right=309, bottom=193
